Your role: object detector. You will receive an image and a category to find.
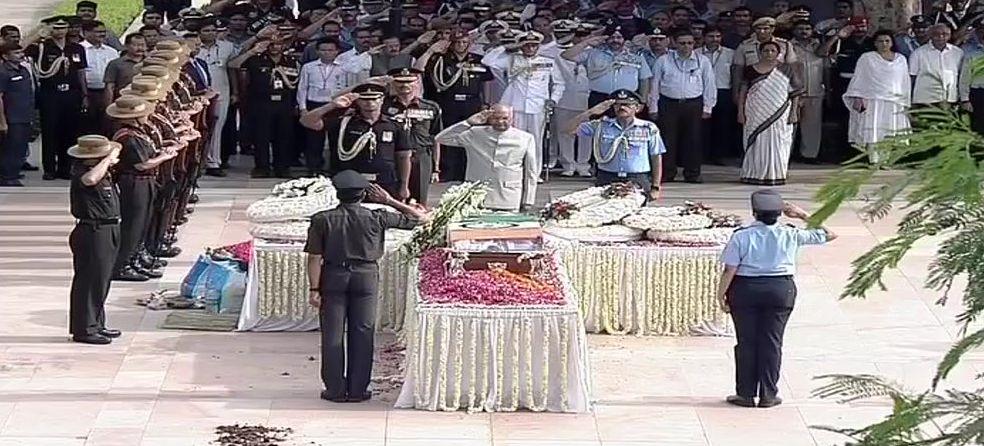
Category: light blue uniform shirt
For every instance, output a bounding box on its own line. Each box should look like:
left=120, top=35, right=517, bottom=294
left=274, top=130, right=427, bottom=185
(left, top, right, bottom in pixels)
left=649, top=50, right=718, bottom=114
left=575, top=46, right=653, bottom=94
left=721, top=221, right=827, bottom=276
left=576, top=117, right=665, bottom=174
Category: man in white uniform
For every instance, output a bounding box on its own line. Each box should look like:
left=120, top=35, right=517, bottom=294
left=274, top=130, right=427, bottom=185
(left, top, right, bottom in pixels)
left=434, top=104, right=537, bottom=211
left=199, top=20, right=237, bottom=177
left=482, top=31, right=564, bottom=181
left=551, top=22, right=591, bottom=177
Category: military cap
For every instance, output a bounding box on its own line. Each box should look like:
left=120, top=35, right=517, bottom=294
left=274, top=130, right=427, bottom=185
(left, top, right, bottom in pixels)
left=352, top=83, right=387, bottom=100
left=76, top=1, right=98, bottom=10
left=750, top=189, right=784, bottom=212
left=650, top=27, right=667, bottom=38
left=333, top=170, right=372, bottom=190
left=498, top=28, right=522, bottom=44
left=179, top=7, right=206, bottom=19
left=610, top=89, right=642, bottom=104
left=517, top=31, right=543, bottom=45
left=479, top=19, right=508, bottom=33
left=495, top=11, right=522, bottom=26
left=552, top=19, right=576, bottom=34
left=752, top=17, right=776, bottom=27
left=472, top=1, right=492, bottom=12
left=43, top=16, right=71, bottom=29
left=910, top=14, right=930, bottom=27
left=718, top=10, right=733, bottom=19
left=387, top=67, right=423, bottom=82
left=339, top=0, right=359, bottom=11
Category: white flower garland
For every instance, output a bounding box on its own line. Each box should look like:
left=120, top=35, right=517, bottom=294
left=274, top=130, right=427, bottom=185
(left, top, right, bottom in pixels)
left=248, top=177, right=340, bottom=223
left=544, top=187, right=645, bottom=228
left=646, top=227, right=736, bottom=246
left=622, top=212, right=712, bottom=232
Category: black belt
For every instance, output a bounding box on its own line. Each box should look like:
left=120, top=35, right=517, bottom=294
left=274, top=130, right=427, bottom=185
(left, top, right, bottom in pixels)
left=659, top=95, right=702, bottom=103
left=735, top=275, right=793, bottom=279
left=324, top=259, right=377, bottom=267
left=78, top=218, right=120, bottom=225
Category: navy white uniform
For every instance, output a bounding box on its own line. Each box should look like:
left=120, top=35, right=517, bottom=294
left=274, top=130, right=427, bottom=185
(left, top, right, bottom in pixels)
left=720, top=190, right=828, bottom=403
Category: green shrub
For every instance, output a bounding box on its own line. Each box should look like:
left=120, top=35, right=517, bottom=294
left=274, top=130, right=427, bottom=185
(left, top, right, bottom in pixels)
left=53, top=0, right=144, bottom=35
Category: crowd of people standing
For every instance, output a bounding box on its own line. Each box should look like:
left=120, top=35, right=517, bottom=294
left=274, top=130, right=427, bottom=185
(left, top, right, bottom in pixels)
left=3, top=0, right=984, bottom=195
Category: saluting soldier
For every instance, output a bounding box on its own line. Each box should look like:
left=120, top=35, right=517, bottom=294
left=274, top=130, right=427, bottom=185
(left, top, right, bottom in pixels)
left=717, top=190, right=837, bottom=408
left=300, top=84, right=412, bottom=198
left=382, top=67, right=442, bottom=205
left=305, top=170, right=427, bottom=403
left=482, top=31, right=565, bottom=181
left=416, top=30, right=492, bottom=182
left=567, top=89, right=665, bottom=200
left=67, top=134, right=122, bottom=345
left=109, top=92, right=176, bottom=282
left=26, top=16, right=88, bottom=180
left=232, top=38, right=300, bottom=178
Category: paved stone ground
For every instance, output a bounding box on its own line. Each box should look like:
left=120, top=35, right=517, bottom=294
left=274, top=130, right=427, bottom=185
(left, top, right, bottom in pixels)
left=1, top=158, right=981, bottom=446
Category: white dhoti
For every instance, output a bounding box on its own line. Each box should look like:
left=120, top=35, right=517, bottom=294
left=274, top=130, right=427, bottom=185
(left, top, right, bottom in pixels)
left=512, top=111, right=546, bottom=177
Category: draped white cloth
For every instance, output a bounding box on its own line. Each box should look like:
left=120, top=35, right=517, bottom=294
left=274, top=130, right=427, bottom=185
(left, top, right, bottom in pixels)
left=843, top=52, right=911, bottom=148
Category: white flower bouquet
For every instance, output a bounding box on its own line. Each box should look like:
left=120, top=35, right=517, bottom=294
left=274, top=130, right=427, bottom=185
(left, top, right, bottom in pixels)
left=246, top=176, right=340, bottom=223
left=402, top=182, right=489, bottom=259
left=622, top=208, right=712, bottom=232
left=541, top=184, right=645, bottom=228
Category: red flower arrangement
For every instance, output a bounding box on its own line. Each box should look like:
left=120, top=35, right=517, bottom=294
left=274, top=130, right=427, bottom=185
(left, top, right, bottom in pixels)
left=418, top=249, right=567, bottom=306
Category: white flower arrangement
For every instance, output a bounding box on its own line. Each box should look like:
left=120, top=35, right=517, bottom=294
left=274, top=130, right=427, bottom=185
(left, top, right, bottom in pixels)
left=249, top=221, right=311, bottom=241
left=247, top=176, right=340, bottom=223
left=543, top=186, right=645, bottom=228
left=646, top=227, right=736, bottom=245
left=622, top=212, right=713, bottom=232
left=543, top=224, right=644, bottom=242
left=402, top=182, right=489, bottom=258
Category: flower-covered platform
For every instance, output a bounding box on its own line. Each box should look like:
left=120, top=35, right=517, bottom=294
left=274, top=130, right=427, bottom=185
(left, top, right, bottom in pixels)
left=395, top=250, right=592, bottom=413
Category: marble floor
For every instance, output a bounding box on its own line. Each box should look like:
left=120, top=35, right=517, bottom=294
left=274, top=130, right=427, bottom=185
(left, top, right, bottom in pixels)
left=0, top=161, right=980, bottom=446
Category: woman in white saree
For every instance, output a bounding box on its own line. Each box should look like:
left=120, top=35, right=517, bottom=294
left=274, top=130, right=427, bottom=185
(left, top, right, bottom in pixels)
left=843, top=30, right=911, bottom=163
left=737, top=41, right=804, bottom=186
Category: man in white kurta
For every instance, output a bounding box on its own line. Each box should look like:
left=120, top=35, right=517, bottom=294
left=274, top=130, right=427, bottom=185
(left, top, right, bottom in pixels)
left=909, top=24, right=963, bottom=107
left=434, top=105, right=538, bottom=211
left=482, top=31, right=565, bottom=181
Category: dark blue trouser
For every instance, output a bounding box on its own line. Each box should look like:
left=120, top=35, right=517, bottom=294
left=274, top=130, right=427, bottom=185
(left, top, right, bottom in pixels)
left=726, top=275, right=796, bottom=400
left=0, top=123, right=30, bottom=180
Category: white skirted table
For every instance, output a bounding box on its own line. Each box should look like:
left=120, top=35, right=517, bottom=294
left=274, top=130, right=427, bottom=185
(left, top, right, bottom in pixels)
left=556, top=242, right=730, bottom=336
left=237, top=240, right=415, bottom=332
left=395, top=260, right=593, bottom=413
left=240, top=241, right=730, bottom=336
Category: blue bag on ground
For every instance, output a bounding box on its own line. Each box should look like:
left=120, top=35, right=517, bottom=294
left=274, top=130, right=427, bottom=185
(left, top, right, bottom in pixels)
left=180, top=254, right=247, bottom=314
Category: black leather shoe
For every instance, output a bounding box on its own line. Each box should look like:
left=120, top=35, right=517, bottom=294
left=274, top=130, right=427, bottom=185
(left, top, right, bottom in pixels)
left=320, top=390, right=348, bottom=403
left=42, top=172, right=57, bottom=180
left=113, top=266, right=149, bottom=282
left=725, top=395, right=756, bottom=408
left=758, top=397, right=783, bottom=408
left=98, top=328, right=122, bottom=338
left=155, top=245, right=182, bottom=258
left=175, top=216, right=188, bottom=225
left=347, top=391, right=372, bottom=402
left=139, top=253, right=166, bottom=270
left=185, top=207, right=194, bottom=215
left=133, top=264, right=163, bottom=279
left=219, top=162, right=230, bottom=170
left=684, top=176, right=704, bottom=184
left=204, top=168, right=228, bottom=177
left=188, top=194, right=200, bottom=204
left=72, top=334, right=112, bottom=345
left=21, top=163, right=39, bottom=171
left=0, top=179, right=24, bottom=187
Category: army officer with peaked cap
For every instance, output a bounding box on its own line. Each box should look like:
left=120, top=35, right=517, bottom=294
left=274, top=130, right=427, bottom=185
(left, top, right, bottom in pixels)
left=305, top=170, right=428, bottom=403
left=717, top=190, right=837, bottom=408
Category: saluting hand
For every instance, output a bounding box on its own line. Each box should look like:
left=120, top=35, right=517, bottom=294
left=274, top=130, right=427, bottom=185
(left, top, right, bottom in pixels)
left=107, top=147, right=121, bottom=166
left=466, top=110, right=490, bottom=125
left=417, top=30, right=438, bottom=45
left=589, top=99, right=615, bottom=115
left=782, top=201, right=810, bottom=220
left=332, top=92, right=360, bottom=109
left=430, top=39, right=451, bottom=53
left=366, top=183, right=394, bottom=203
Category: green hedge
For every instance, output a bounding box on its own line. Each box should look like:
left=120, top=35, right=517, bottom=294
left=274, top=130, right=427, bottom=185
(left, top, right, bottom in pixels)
left=53, top=0, right=144, bottom=34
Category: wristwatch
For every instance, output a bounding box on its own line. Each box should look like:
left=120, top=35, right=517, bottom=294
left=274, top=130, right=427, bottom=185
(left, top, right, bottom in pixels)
left=309, top=287, right=319, bottom=292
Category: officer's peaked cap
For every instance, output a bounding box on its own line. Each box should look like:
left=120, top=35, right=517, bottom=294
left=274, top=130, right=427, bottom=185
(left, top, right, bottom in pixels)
left=333, top=170, right=372, bottom=190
